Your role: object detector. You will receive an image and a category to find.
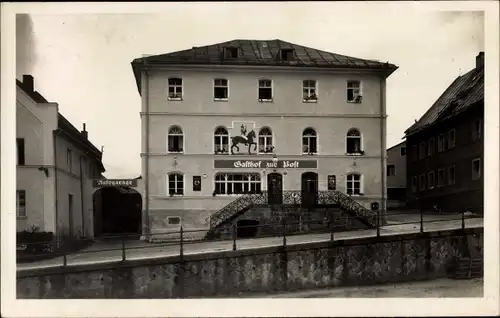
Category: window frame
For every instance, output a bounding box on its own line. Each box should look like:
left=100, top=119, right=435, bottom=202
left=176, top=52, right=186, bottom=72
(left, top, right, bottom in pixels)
left=472, top=158, right=481, bottom=180
left=167, top=77, right=183, bottom=101
left=387, top=165, right=396, bottom=177
left=302, top=128, right=318, bottom=155
left=437, top=134, right=445, bottom=152
left=419, top=142, right=426, bottom=159
left=258, top=79, right=273, bottom=102
left=214, top=173, right=262, bottom=195
left=419, top=174, right=426, bottom=192
left=167, top=173, right=184, bottom=196
left=411, top=176, right=418, bottom=193
left=447, top=129, right=456, bottom=149
left=427, top=137, right=435, bottom=156
left=346, top=80, right=362, bottom=103
left=346, top=128, right=363, bottom=155
left=16, top=190, right=26, bottom=218
left=447, top=165, right=456, bottom=185
left=214, top=126, right=229, bottom=155
left=167, top=126, right=184, bottom=153
left=302, top=79, right=318, bottom=103
left=428, top=171, right=435, bottom=189
left=258, top=127, right=274, bottom=154
left=437, top=169, right=444, bottom=187
left=213, top=78, right=229, bottom=101
left=472, top=118, right=482, bottom=141
left=67, top=148, right=73, bottom=172
left=224, top=47, right=239, bottom=59
left=400, top=146, right=407, bottom=156
left=346, top=173, right=362, bottom=195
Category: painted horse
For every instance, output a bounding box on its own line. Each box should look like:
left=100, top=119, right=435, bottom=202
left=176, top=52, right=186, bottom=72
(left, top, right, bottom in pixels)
left=231, top=130, right=257, bottom=155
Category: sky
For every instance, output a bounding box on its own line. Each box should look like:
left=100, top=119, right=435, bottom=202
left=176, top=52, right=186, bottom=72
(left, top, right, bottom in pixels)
left=15, top=3, right=485, bottom=179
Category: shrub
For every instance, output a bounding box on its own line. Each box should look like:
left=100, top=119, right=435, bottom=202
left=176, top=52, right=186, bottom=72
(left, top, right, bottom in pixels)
left=16, top=225, right=54, bottom=254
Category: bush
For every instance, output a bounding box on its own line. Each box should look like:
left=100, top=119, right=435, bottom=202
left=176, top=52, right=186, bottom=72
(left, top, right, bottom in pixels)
left=16, top=225, right=54, bottom=254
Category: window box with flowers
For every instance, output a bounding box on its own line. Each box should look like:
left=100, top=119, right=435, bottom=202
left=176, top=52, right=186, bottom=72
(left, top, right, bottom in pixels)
left=303, top=94, right=318, bottom=103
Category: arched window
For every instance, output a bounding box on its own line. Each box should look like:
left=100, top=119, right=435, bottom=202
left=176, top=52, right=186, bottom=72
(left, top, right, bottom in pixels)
left=302, top=128, right=317, bottom=154
left=168, top=126, right=184, bottom=153
left=346, top=173, right=361, bottom=195
left=214, top=173, right=261, bottom=195
left=258, top=127, right=274, bottom=153
left=168, top=173, right=184, bottom=195
left=214, top=126, right=229, bottom=154
left=346, top=128, right=362, bottom=154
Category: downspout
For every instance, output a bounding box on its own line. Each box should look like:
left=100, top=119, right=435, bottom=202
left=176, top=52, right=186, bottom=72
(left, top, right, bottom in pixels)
left=52, top=129, right=60, bottom=246
left=143, top=62, right=150, bottom=239
left=79, top=155, right=85, bottom=237
left=380, top=76, right=387, bottom=225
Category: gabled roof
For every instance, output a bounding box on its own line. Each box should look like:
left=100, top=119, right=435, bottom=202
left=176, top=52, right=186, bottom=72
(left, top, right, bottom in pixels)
left=405, top=64, right=484, bottom=137
left=131, top=39, right=398, bottom=93
left=16, top=78, right=105, bottom=172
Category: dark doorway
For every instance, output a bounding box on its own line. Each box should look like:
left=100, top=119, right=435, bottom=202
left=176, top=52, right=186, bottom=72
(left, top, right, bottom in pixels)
left=267, top=173, right=283, bottom=205
left=301, top=172, right=319, bottom=209
left=236, top=219, right=259, bottom=238
left=93, top=187, right=142, bottom=238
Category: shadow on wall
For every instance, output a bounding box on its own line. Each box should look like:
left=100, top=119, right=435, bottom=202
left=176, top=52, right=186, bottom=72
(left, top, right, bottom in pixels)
left=93, top=187, right=142, bottom=237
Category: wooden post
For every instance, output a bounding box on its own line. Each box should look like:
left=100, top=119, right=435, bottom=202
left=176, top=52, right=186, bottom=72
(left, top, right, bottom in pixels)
left=232, top=224, right=237, bottom=251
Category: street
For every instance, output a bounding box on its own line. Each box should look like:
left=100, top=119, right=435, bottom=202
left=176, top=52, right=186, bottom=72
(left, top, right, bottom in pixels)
left=17, top=215, right=483, bottom=271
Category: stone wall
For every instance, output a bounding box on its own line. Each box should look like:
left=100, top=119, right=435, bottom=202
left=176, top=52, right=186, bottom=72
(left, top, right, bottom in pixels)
left=17, top=228, right=483, bottom=298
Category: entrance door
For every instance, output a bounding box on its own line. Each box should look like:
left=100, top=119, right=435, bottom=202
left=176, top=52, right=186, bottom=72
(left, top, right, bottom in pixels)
left=267, top=173, right=283, bottom=205
left=301, top=172, right=318, bottom=208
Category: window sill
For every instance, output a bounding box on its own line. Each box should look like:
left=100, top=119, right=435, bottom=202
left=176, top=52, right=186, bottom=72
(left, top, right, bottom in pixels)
left=303, top=99, right=318, bottom=103
left=167, top=151, right=184, bottom=154
left=167, top=195, right=184, bottom=198
left=258, top=99, right=273, bottom=103
left=214, top=98, right=228, bottom=102
left=167, top=97, right=183, bottom=101
left=346, top=152, right=364, bottom=156
left=302, top=153, right=317, bottom=156
left=214, top=153, right=230, bottom=155
left=347, top=100, right=363, bottom=104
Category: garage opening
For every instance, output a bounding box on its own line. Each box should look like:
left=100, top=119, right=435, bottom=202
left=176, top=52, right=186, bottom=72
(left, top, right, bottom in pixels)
left=236, top=219, right=259, bottom=238
left=93, top=187, right=142, bottom=238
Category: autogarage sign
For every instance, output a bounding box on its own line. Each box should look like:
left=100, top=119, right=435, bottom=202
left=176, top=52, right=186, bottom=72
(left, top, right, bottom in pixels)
left=214, top=160, right=318, bottom=169
left=93, top=179, right=138, bottom=187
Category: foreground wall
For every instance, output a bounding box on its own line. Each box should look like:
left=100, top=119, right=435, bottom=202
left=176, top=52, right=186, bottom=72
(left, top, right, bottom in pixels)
left=17, top=228, right=483, bottom=298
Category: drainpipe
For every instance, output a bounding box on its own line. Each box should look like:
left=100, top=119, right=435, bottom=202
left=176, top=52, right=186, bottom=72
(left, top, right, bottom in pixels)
left=79, top=155, right=85, bottom=237
left=380, top=77, right=387, bottom=225
left=52, top=129, right=60, bottom=246
left=142, top=62, right=150, bottom=239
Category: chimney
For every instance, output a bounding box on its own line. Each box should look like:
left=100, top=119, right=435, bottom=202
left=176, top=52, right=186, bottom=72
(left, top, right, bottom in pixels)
left=22, top=74, right=34, bottom=92
left=81, top=123, right=88, bottom=139
left=476, top=52, right=484, bottom=69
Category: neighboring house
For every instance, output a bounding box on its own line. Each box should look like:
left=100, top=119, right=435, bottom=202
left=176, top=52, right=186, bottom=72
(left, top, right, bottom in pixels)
left=131, top=39, right=398, bottom=237
left=386, top=141, right=407, bottom=209
left=16, top=75, right=105, bottom=239
left=404, top=52, right=484, bottom=214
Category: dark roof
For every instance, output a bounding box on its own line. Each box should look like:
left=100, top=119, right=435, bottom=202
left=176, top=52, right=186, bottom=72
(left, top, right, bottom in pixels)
left=16, top=79, right=105, bottom=172
left=387, top=140, right=406, bottom=152
left=405, top=65, right=484, bottom=137
left=131, top=39, right=398, bottom=93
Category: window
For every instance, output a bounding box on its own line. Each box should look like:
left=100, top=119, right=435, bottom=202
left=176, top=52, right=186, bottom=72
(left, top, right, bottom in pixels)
left=428, top=171, right=435, bottom=189
left=419, top=142, right=426, bottom=159
left=280, top=48, right=294, bottom=61
left=400, top=147, right=407, bottom=156
left=427, top=138, right=435, bottom=156
left=167, top=126, right=184, bottom=153
left=346, top=128, right=362, bottom=154
left=387, top=165, right=396, bottom=176
left=214, top=127, right=229, bottom=155
left=258, top=79, right=273, bottom=101
left=419, top=174, right=426, bottom=191
left=411, top=145, right=418, bottom=162
left=168, top=173, right=184, bottom=195
left=214, top=173, right=261, bottom=195
left=411, top=176, right=418, bottom=193
left=167, top=217, right=181, bottom=225
left=347, top=80, right=362, bottom=103
left=16, top=138, right=25, bottom=165
left=224, top=47, right=238, bottom=59
left=346, top=173, right=361, bottom=195
left=302, top=128, right=317, bottom=154
left=447, top=129, right=456, bottom=149
left=67, top=149, right=72, bottom=172
left=302, top=80, right=317, bottom=102
left=16, top=190, right=26, bottom=218
left=258, top=127, right=274, bottom=153
left=437, top=169, right=444, bottom=187
left=472, top=118, right=482, bottom=141
left=168, top=78, right=183, bottom=100
left=447, top=166, right=456, bottom=185
left=472, top=158, right=481, bottom=180
left=437, top=134, right=445, bottom=152
left=214, top=79, right=228, bottom=100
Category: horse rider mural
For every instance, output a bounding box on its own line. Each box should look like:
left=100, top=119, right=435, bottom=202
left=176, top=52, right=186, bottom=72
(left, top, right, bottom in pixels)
left=241, top=124, right=248, bottom=145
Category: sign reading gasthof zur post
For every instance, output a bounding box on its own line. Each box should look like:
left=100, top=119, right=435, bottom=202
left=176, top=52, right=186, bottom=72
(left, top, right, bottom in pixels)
left=92, top=179, right=138, bottom=187
left=214, top=160, right=318, bottom=169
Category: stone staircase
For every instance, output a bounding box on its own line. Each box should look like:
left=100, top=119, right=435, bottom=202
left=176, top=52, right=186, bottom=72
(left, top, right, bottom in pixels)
left=205, top=190, right=377, bottom=239
left=451, top=257, right=483, bottom=279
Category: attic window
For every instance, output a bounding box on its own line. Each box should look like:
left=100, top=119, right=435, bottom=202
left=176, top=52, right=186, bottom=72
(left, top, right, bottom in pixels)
left=280, top=49, right=295, bottom=61
left=224, top=47, right=239, bottom=59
